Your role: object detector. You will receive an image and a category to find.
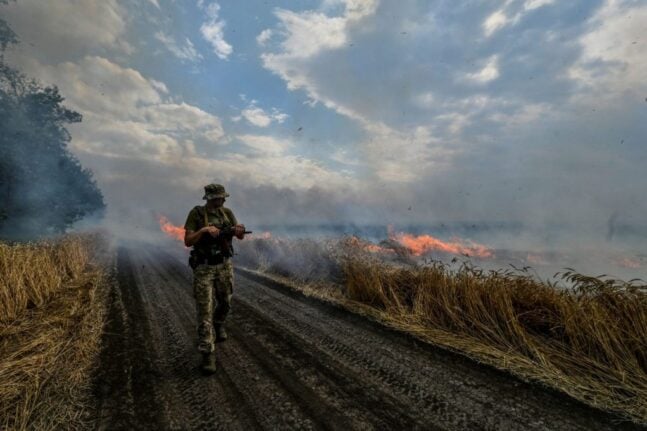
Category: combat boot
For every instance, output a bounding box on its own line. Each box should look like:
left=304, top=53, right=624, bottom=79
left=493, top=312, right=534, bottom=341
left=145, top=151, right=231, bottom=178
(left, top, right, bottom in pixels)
left=201, top=351, right=217, bottom=375
left=215, top=323, right=228, bottom=342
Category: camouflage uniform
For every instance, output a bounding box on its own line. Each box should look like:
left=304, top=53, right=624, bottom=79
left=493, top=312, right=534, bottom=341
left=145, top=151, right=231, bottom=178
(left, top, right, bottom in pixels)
left=184, top=184, right=239, bottom=354
left=191, top=261, right=233, bottom=353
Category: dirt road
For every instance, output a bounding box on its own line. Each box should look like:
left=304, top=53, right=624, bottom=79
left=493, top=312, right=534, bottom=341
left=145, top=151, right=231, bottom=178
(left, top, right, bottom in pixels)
left=91, top=246, right=641, bottom=430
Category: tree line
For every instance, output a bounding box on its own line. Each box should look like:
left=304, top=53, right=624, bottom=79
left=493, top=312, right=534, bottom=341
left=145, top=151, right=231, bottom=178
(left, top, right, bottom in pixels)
left=0, top=0, right=104, bottom=240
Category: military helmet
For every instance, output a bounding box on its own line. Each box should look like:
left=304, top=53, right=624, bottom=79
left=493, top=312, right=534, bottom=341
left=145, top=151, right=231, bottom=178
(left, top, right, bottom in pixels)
left=202, top=183, right=230, bottom=200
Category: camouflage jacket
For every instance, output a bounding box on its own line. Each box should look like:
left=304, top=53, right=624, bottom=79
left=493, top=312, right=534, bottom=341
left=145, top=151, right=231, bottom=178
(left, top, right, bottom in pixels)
left=184, top=205, right=238, bottom=255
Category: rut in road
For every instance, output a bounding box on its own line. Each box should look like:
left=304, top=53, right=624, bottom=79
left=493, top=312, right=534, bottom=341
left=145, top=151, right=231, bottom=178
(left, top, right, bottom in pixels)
left=91, top=246, right=643, bottom=431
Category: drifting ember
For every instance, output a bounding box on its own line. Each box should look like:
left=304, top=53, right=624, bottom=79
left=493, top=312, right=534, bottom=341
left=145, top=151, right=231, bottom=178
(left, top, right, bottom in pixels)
left=158, top=215, right=185, bottom=242
left=388, top=226, right=494, bottom=259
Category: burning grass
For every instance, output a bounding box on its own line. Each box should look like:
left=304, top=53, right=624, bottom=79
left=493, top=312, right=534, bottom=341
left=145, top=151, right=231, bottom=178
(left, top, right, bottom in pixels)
left=0, top=233, right=111, bottom=430
left=237, top=235, right=647, bottom=424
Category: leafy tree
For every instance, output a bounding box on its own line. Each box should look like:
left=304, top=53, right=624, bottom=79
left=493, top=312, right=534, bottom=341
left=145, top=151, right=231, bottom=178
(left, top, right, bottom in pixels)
left=0, top=1, right=17, bottom=52
left=0, top=5, right=105, bottom=239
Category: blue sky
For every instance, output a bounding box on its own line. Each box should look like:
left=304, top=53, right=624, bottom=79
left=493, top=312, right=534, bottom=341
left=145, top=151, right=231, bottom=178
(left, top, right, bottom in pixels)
left=1, top=0, right=646, bottom=246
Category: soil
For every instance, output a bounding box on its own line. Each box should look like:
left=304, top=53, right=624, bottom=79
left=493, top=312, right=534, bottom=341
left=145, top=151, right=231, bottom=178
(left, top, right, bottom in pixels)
left=91, top=245, right=644, bottom=430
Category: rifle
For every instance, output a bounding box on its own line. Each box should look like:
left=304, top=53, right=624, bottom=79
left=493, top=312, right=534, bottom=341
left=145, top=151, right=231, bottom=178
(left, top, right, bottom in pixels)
left=215, top=225, right=253, bottom=237
left=210, top=224, right=252, bottom=259
left=189, top=225, right=253, bottom=269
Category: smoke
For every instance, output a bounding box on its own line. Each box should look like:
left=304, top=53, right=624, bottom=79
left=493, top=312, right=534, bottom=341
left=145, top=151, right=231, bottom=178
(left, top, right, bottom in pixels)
left=0, top=9, right=105, bottom=241
left=2, top=0, right=645, bottom=284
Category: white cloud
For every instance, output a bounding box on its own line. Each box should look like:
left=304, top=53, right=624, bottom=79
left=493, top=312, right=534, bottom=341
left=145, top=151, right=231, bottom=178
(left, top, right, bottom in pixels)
left=256, top=29, right=273, bottom=46
left=259, top=1, right=378, bottom=127
left=271, top=108, right=289, bottom=123
left=434, top=112, right=471, bottom=135
left=524, top=0, right=555, bottom=11
left=199, top=2, right=233, bottom=60
left=483, top=9, right=508, bottom=37
left=238, top=102, right=289, bottom=127
left=142, top=103, right=224, bottom=140
left=241, top=107, right=272, bottom=127
left=569, top=0, right=647, bottom=95
left=31, top=56, right=162, bottom=121
left=359, top=122, right=453, bottom=183
left=70, top=117, right=187, bottom=161
left=148, top=0, right=161, bottom=9
left=276, top=0, right=376, bottom=58
left=191, top=154, right=352, bottom=190
left=23, top=56, right=225, bottom=163
left=14, top=53, right=348, bottom=197
left=413, top=92, right=435, bottom=109
left=154, top=32, right=203, bottom=62
left=260, top=0, right=459, bottom=183
left=271, top=9, right=348, bottom=57
left=330, top=148, right=360, bottom=166
left=1, top=0, right=132, bottom=62
left=261, top=0, right=377, bottom=78
left=237, top=134, right=292, bottom=155
left=6, top=0, right=645, bottom=233
left=465, top=55, right=500, bottom=83
left=150, top=79, right=169, bottom=94
left=489, top=103, right=551, bottom=128
left=483, top=0, right=556, bottom=37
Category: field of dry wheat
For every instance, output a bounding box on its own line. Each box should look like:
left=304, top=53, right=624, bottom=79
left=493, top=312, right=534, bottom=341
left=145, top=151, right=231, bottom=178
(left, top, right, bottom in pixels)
left=237, top=236, right=647, bottom=424
left=0, top=233, right=110, bottom=430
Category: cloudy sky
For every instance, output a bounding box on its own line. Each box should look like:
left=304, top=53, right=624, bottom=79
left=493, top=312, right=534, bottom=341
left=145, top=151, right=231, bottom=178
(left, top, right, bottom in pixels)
left=1, top=0, right=646, bottom=245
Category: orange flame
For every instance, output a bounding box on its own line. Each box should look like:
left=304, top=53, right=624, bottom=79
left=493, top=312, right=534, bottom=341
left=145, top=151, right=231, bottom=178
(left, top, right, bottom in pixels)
left=388, top=226, right=493, bottom=258
left=158, top=215, right=185, bottom=242
left=344, top=236, right=394, bottom=254
left=365, top=243, right=390, bottom=253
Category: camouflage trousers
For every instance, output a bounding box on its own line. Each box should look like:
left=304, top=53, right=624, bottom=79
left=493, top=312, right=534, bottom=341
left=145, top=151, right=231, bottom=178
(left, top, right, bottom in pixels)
left=192, top=260, right=234, bottom=353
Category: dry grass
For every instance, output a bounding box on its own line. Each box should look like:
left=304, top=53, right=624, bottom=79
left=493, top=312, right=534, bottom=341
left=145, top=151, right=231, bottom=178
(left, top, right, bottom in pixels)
left=0, top=233, right=111, bottom=430
left=238, top=236, right=647, bottom=424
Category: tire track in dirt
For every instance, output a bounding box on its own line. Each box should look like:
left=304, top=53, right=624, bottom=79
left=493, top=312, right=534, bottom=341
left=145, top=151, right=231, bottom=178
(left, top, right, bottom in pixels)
left=146, top=255, right=331, bottom=430
left=229, top=301, right=435, bottom=430
left=131, top=256, right=238, bottom=431
left=234, top=269, right=644, bottom=431
left=93, top=249, right=168, bottom=430
left=92, top=246, right=645, bottom=431
left=126, top=250, right=269, bottom=431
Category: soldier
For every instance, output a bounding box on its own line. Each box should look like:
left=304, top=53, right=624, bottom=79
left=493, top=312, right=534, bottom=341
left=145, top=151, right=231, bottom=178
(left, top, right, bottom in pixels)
left=184, top=184, right=246, bottom=374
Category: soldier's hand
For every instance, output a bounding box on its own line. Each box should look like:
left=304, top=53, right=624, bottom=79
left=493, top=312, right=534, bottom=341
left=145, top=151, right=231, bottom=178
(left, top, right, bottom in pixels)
left=203, top=226, right=221, bottom=237
left=234, top=224, right=246, bottom=240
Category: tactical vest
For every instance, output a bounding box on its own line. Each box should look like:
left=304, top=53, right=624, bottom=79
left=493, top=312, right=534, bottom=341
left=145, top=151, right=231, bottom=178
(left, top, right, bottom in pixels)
left=193, top=205, right=235, bottom=258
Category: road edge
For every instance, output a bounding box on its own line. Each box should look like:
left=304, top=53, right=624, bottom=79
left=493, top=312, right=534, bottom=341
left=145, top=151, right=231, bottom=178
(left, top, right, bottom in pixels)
left=235, top=266, right=647, bottom=430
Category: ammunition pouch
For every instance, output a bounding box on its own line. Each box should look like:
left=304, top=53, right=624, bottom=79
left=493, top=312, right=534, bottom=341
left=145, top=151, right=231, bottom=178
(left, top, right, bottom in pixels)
left=189, top=247, right=229, bottom=269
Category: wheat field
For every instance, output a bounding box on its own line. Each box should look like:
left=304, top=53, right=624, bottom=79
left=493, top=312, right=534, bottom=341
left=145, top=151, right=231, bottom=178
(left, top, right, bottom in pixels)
left=0, top=233, right=110, bottom=430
